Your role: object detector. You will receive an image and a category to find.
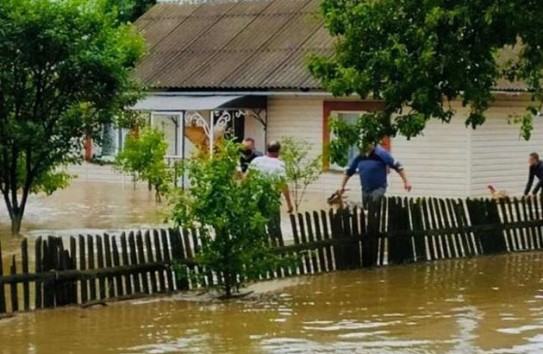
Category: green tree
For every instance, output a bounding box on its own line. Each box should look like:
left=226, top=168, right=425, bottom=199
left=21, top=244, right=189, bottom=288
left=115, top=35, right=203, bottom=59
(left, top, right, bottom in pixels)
left=309, top=0, right=543, bottom=156
left=0, top=0, right=145, bottom=234
left=115, top=126, right=171, bottom=201
left=281, top=137, right=322, bottom=212
left=105, top=0, right=156, bottom=23
left=171, top=140, right=287, bottom=298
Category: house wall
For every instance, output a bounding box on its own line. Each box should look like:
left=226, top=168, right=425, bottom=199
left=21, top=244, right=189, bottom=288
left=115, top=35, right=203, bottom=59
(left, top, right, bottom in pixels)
left=386, top=108, right=470, bottom=198
left=153, top=114, right=178, bottom=156
left=468, top=98, right=543, bottom=197
left=244, top=112, right=266, bottom=153
left=267, top=95, right=537, bottom=204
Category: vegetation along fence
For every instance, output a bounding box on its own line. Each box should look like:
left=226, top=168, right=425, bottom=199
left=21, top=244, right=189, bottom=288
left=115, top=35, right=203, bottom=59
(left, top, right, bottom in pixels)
left=2, top=195, right=543, bottom=315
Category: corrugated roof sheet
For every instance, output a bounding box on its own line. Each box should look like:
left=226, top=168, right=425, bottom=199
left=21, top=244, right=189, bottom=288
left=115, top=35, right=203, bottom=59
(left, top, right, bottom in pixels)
left=136, top=0, right=329, bottom=90
left=136, top=0, right=529, bottom=92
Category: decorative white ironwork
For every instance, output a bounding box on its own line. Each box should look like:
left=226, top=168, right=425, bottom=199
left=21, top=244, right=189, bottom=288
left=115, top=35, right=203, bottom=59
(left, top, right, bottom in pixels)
left=214, top=110, right=232, bottom=133
left=185, top=111, right=211, bottom=138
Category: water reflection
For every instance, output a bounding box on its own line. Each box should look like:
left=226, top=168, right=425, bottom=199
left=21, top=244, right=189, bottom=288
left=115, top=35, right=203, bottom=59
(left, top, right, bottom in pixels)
left=1, top=252, right=543, bottom=353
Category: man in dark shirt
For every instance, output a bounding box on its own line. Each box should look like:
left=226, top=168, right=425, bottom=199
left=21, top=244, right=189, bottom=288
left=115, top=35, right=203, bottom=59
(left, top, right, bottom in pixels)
left=337, top=143, right=412, bottom=207
left=524, top=152, right=543, bottom=195
left=239, top=137, right=262, bottom=173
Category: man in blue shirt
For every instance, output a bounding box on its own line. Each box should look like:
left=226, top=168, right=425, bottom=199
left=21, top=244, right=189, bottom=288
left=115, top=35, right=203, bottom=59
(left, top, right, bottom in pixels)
left=337, top=144, right=412, bottom=207
left=524, top=152, right=543, bottom=195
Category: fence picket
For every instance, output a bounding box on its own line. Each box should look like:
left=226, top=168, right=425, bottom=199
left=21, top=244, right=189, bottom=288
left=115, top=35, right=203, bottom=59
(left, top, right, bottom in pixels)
left=111, top=237, right=124, bottom=297
left=0, top=241, right=5, bottom=314
left=78, top=235, right=87, bottom=304
left=144, top=231, right=158, bottom=294
left=128, top=232, right=141, bottom=293
left=120, top=233, right=133, bottom=295
left=10, top=256, right=18, bottom=312
left=136, top=232, right=149, bottom=294
left=103, top=234, right=114, bottom=299
left=21, top=239, right=30, bottom=311
left=96, top=236, right=106, bottom=299
left=152, top=230, right=166, bottom=292
left=312, top=211, right=327, bottom=272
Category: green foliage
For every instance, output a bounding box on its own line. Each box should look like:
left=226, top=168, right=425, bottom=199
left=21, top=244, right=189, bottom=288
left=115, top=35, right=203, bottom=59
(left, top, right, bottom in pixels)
left=0, top=0, right=145, bottom=234
left=170, top=140, right=287, bottom=297
left=115, top=127, right=170, bottom=201
left=309, top=0, right=543, bottom=151
left=281, top=137, right=322, bottom=212
left=31, top=168, right=74, bottom=196
left=105, top=0, right=156, bottom=23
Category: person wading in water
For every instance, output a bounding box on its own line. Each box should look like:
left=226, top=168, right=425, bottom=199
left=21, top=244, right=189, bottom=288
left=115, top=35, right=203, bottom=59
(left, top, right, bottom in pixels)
left=336, top=143, right=412, bottom=209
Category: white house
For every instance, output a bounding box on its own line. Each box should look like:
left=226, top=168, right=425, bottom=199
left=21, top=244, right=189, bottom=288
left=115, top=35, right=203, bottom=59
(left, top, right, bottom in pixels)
left=128, top=0, right=543, bottom=201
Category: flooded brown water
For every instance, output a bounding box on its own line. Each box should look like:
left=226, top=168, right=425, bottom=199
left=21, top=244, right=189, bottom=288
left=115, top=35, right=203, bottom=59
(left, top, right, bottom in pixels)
left=1, top=182, right=543, bottom=353
left=0, top=182, right=167, bottom=251
left=1, top=252, right=543, bottom=353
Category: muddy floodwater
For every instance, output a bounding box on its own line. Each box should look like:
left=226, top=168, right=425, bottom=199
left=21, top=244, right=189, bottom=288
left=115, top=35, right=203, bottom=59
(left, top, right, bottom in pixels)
left=0, top=253, right=542, bottom=353
left=1, top=182, right=543, bottom=353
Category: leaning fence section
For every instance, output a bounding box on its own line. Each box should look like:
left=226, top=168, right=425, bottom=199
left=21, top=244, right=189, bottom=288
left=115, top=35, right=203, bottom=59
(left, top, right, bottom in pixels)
left=2, top=195, right=543, bottom=315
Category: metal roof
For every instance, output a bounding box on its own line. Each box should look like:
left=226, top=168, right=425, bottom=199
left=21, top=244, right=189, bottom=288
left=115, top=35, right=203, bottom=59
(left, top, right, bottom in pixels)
left=132, top=93, right=267, bottom=111
left=136, top=0, right=529, bottom=92
left=135, top=0, right=327, bottom=90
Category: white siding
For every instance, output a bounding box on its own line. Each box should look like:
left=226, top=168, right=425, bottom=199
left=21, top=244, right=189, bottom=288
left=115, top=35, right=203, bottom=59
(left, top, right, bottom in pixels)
left=469, top=104, right=543, bottom=197
left=267, top=97, right=471, bottom=203
left=266, top=97, right=348, bottom=199
left=251, top=96, right=541, bottom=204
left=244, top=112, right=266, bottom=152
left=387, top=116, right=470, bottom=198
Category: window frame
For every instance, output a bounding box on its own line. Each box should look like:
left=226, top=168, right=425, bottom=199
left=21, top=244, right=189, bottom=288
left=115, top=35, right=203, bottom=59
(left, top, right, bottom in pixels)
left=322, top=100, right=390, bottom=172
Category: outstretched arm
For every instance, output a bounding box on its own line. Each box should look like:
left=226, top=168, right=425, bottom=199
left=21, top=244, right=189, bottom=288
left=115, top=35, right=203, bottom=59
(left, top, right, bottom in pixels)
left=533, top=180, right=542, bottom=195
left=282, top=184, right=293, bottom=214
left=338, top=155, right=359, bottom=194
left=375, top=147, right=412, bottom=192
left=397, top=169, right=412, bottom=192
left=337, top=173, right=351, bottom=195
left=525, top=169, right=535, bottom=195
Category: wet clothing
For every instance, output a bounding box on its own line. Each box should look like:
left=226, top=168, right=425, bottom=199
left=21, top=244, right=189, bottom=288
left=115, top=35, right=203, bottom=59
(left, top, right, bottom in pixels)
left=239, top=150, right=263, bottom=173
left=524, top=160, right=543, bottom=195
left=346, top=145, right=403, bottom=206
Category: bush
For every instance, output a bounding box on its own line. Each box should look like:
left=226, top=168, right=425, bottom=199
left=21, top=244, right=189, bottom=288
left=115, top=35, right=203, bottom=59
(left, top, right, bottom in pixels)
left=171, top=140, right=290, bottom=297
left=281, top=137, right=322, bottom=212
left=115, top=126, right=171, bottom=201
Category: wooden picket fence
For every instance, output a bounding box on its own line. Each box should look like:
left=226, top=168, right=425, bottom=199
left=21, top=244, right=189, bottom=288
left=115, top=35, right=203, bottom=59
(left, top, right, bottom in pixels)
left=2, top=195, right=543, bottom=315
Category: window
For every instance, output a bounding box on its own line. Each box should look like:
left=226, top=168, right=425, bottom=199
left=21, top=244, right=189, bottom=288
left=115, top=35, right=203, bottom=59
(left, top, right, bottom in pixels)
left=322, top=100, right=389, bottom=172
left=330, top=112, right=363, bottom=171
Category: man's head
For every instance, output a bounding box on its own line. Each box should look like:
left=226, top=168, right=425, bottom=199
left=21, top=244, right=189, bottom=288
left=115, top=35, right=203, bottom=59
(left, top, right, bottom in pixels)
left=266, top=140, right=281, bottom=158
left=241, top=137, right=255, bottom=155
left=529, top=152, right=539, bottom=166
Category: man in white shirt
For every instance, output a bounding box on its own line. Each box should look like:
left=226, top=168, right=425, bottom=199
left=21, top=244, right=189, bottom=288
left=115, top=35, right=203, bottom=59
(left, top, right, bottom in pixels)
left=250, top=140, right=294, bottom=213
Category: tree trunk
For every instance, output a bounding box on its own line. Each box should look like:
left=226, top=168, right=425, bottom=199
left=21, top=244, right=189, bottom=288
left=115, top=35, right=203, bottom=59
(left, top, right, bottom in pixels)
left=10, top=211, right=23, bottom=235
left=224, top=271, right=232, bottom=298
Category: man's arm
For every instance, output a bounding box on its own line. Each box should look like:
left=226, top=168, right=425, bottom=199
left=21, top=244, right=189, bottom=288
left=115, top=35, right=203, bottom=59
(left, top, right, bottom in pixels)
left=524, top=168, right=535, bottom=195
left=338, top=173, right=351, bottom=195
left=533, top=181, right=542, bottom=195
left=376, top=148, right=412, bottom=192
left=282, top=184, right=293, bottom=214
left=338, top=156, right=359, bottom=194
left=397, top=169, right=412, bottom=192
